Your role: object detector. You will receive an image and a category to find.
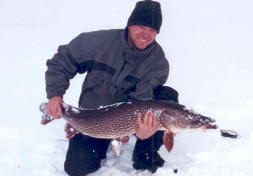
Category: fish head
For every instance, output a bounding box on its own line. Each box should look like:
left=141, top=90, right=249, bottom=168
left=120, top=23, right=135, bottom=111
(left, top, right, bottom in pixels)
left=189, top=114, right=218, bottom=129
left=161, top=102, right=218, bottom=131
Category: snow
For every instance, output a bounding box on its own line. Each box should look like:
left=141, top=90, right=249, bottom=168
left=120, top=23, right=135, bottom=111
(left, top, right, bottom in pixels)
left=98, top=102, right=125, bottom=110
left=0, top=0, right=253, bottom=175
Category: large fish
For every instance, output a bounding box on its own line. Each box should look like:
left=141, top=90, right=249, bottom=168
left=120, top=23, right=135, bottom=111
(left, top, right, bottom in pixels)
left=39, top=99, right=218, bottom=153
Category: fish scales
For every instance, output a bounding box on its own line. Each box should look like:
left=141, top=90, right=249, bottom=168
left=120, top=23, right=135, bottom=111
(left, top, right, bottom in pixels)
left=65, top=101, right=154, bottom=138
left=40, top=99, right=217, bottom=139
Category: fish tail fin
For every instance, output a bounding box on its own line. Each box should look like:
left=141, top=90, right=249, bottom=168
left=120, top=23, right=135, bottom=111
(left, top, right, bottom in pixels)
left=39, top=102, right=47, bottom=114
left=39, top=102, right=54, bottom=125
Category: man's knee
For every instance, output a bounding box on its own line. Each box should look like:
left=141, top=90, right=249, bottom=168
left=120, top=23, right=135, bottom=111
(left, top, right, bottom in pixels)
left=64, top=134, right=110, bottom=176
left=64, top=150, right=101, bottom=176
left=132, top=131, right=165, bottom=173
left=132, top=150, right=165, bottom=173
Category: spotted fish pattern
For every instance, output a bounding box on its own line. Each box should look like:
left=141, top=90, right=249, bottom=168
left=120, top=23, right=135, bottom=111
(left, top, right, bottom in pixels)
left=40, top=99, right=217, bottom=140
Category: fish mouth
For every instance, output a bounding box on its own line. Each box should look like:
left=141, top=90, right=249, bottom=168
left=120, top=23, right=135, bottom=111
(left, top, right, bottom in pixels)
left=204, top=117, right=218, bottom=129
left=203, top=117, right=218, bottom=129
left=191, top=116, right=218, bottom=129
left=204, top=123, right=218, bottom=129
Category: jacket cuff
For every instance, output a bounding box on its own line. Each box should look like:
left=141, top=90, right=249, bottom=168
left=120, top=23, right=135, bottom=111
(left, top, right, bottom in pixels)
left=46, top=88, right=65, bottom=99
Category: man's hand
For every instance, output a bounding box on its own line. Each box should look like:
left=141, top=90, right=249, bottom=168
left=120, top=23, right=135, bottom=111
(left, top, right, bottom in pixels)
left=47, top=96, right=63, bottom=119
left=136, top=111, right=158, bottom=140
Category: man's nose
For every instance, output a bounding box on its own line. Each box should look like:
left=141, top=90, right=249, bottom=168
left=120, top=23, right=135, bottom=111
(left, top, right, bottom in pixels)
left=141, top=30, right=151, bottom=40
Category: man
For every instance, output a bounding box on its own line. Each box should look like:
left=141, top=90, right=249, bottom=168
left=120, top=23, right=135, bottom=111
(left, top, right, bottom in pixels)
left=45, top=0, right=178, bottom=175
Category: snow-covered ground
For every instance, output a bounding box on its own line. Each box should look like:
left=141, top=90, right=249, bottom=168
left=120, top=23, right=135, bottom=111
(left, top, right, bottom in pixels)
left=0, top=0, right=253, bottom=175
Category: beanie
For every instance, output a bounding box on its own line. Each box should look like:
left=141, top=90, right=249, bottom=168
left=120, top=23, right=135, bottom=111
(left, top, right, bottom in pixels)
left=127, top=0, right=162, bottom=33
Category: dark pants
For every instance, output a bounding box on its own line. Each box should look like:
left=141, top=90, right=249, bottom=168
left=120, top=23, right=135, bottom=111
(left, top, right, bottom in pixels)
left=64, top=132, right=165, bottom=176
left=64, top=134, right=111, bottom=176
left=132, top=130, right=166, bottom=173
left=64, top=86, right=179, bottom=176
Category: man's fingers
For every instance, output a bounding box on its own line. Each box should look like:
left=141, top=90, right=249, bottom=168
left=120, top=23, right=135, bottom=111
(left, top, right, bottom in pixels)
left=47, top=104, right=52, bottom=115
left=147, top=112, right=154, bottom=127
left=48, top=104, right=62, bottom=119
left=57, top=104, right=63, bottom=117
left=47, top=96, right=64, bottom=119
left=47, top=108, right=52, bottom=116
left=152, top=115, right=158, bottom=129
left=136, top=111, right=159, bottom=140
left=144, top=111, right=149, bottom=125
left=47, top=102, right=56, bottom=118
left=49, top=107, right=57, bottom=118
left=137, top=112, right=142, bottom=127
left=53, top=107, right=60, bottom=118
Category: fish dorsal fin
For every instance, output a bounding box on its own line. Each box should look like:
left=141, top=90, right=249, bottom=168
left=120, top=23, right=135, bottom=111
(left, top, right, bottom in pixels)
left=163, top=131, right=174, bottom=152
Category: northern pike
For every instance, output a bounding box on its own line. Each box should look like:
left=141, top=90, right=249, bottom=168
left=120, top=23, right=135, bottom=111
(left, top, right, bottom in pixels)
left=39, top=99, right=218, bottom=153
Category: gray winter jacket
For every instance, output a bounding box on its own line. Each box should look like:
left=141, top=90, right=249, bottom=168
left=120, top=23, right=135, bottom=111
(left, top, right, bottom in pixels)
left=45, top=29, right=169, bottom=109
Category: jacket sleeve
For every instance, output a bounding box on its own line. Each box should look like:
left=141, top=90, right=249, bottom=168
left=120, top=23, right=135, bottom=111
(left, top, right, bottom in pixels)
left=129, top=57, right=169, bottom=100
left=45, top=33, right=94, bottom=99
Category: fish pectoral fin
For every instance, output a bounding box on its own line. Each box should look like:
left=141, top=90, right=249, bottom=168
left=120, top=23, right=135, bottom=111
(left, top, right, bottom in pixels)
left=111, top=136, right=130, bottom=157
left=114, top=136, right=130, bottom=144
left=64, top=123, right=79, bottom=139
left=121, top=136, right=130, bottom=144
left=163, top=131, right=174, bottom=153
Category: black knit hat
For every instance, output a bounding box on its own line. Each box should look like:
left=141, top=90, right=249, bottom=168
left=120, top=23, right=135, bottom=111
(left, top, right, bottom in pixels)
left=127, top=0, right=162, bottom=33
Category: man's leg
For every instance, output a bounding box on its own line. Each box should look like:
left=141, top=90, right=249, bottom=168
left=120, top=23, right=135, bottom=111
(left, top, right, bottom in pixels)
left=64, top=134, right=111, bottom=176
left=132, top=86, right=179, bottom=173
left=132, top=131, right=165, bottom=173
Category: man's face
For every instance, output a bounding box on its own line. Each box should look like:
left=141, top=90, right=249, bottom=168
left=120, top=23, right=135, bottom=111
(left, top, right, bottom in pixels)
left=128, top=25, right=157, bottom=50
